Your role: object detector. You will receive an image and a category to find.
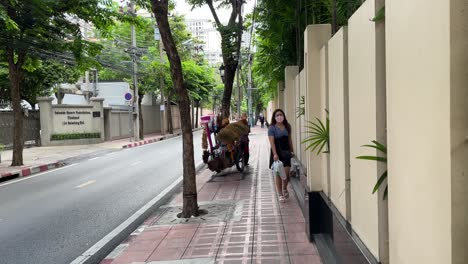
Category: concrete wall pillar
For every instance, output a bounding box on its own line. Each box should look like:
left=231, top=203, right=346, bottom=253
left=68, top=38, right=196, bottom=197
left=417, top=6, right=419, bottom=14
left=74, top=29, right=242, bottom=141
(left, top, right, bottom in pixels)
left=346, top=0, right=388, bottom=261
left=328, top=27, right=351, bottom=220
left=90, top=98, right=105, bottom=141
left=103, top=107, right=111, bottom=141
left=304, top=24, right=331, bottom=191
left=285, top=66, right=299, bottom=152
left=386, top=0, right=468, bottom=263
left=277, top=81, right=285, bottom=111
left=298, top=70, right=306, bottom=166
left=319, top=45, right=330, bottom=197
left=37, top=97, right=53, bottom=146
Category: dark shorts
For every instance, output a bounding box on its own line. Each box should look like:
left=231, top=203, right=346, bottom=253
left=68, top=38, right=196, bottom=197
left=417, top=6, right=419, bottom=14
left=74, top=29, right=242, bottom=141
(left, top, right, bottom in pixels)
left=269, top=150, right=291, bottom=169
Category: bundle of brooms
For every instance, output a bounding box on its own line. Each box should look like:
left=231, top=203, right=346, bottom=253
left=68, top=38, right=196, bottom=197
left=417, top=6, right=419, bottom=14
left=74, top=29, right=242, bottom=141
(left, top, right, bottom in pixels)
left=216, top=121, right=249, bottom=145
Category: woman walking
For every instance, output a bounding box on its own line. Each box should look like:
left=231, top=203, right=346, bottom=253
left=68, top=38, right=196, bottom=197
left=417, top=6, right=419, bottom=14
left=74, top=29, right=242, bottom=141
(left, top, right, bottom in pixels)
left=268, top=109, right=294, bottom=202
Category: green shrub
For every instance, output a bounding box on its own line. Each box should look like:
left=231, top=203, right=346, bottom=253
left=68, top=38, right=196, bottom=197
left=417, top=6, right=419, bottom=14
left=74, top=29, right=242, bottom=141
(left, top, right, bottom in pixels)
left=51, top=133, right=101, bottom=141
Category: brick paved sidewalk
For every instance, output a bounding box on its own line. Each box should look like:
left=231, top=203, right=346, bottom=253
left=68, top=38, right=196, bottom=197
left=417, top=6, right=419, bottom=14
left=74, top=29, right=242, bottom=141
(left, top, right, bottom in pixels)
left=101, top=127, right=322, bottom=264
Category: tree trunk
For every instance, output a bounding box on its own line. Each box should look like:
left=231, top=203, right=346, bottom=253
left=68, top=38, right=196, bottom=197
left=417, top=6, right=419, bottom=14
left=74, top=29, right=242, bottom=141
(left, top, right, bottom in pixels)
left=191, top=98, right=195, bottom=128
left=195, top=101, right=199, bottom=128
left=138, top=92, right=144, bottom=140
left=166, top=91, right=174, bottom=134
left=7, top=49, right=25, bottom=166
left=151, top=0, right=199, bottom=218
left=221, top=61, right=236, bottom=119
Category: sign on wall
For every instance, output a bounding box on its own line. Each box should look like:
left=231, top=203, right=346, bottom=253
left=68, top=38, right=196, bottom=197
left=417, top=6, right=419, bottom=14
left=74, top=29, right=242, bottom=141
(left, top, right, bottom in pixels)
left=53, top=107, right=94, bottom=134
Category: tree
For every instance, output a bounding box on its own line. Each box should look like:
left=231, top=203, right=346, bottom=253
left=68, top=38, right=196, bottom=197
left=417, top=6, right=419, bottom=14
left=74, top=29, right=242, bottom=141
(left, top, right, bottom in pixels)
left=0, top=0, right=118, bottom=166
left=0, top=60, right=80, bottom=108
left=149, top=0, right=201, bottom=218
left=187, top=0, right=244, bottom=119
left=252, top=0, right=364, bottom=104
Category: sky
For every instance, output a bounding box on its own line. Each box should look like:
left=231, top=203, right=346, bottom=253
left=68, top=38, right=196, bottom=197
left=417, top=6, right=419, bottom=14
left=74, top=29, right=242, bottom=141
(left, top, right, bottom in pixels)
left=173, top=0, right=255, bottom=23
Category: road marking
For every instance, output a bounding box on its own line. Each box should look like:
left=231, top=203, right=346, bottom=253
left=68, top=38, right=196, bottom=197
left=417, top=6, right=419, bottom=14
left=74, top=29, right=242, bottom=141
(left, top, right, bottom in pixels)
left=130, top=161, right=142, bottom=166
left=106, top=152, right=117, bottom=156
left=88, top=157, right=99, bottom=161
left=0, top=163, right=77, bottom=188
left=75, top=180, right=96, bottom=189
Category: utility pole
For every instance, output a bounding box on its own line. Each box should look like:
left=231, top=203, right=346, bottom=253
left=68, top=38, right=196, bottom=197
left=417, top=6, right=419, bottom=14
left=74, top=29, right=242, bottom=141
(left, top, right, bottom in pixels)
left=159, top=40, right=166, bottom=136
left=236, top=3, right=243, bottom=120
left=129, top=0, right=140, bottom=141
left=155, top=24, right=166, bottom=136
left=236, top=51, right=242, bottom=120
left=247, top=54, right=253, bottom=127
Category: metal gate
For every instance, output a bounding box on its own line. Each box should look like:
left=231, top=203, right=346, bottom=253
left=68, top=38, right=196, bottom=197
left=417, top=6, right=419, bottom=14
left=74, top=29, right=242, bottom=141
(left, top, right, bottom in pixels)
left=0, top=110, right=41, bottom=148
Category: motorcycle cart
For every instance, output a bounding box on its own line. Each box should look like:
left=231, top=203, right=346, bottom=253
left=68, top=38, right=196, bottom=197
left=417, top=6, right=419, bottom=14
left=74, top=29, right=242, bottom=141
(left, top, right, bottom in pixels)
left=200, top=115, right=249, bottom=173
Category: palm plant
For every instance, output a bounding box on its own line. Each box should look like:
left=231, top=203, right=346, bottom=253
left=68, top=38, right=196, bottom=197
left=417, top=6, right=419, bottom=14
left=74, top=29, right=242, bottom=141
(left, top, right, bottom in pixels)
left=302, top=110, right=329, bottom=155
left=356, top=140, right=388, bottom=199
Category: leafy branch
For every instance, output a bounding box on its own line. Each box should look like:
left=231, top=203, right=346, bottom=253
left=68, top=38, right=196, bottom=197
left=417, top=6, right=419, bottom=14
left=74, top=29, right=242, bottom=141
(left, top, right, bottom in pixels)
left=302, top=109, right=329, bottom=155
left=356, top=140, right=388, bottom=199
left=296, top=95, right=305, bottom=118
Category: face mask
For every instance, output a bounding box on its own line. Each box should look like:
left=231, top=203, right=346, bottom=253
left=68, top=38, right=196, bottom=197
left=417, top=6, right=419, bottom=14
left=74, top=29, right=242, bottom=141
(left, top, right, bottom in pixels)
left=275, top=115, right=284, bottom=123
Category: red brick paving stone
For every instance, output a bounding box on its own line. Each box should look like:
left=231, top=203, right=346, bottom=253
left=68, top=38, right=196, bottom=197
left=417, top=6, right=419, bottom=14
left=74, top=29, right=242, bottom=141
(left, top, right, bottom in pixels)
left=124, top=239, right=162, bottom=252
left=287, top=242, right=319, bottom=255
left=285, top=232, right=309, bottom=243
left=99, top=259, right=113, bottom=264
left=110, top=251, right=152, bottom=264
left=259, top=233, right=285, bottom=243
left=255, top=223, right=283, bottom=233
left=158, top=237, right=192, bottom=248
left=192, top=235, right=221, bottom=245
left=251, top=256, right=290, bottom=264
left=253, top=243, right=289, bottom=257
left=282, top=216, right=305, bottom=224
left=215, top=258, right=250, bottom=264
left=145, top=225, right=172, bottom=231
left=146, top=246, right=187, bottom=261
left=290, top=254, right=322, bottom=264
left=182, top=245, right=218, bottom=259
left=134, top=230, right=168, bottom=241
left=170, top=223, right=200, bottom=230
left=165, top=228, right=197, bottom=238
left=283, top=224, right=306, bottom=234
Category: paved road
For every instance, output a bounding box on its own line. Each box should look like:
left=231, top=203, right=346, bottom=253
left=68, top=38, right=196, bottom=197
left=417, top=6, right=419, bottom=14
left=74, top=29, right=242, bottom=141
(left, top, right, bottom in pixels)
left=0, top=130, right=203, bottom=264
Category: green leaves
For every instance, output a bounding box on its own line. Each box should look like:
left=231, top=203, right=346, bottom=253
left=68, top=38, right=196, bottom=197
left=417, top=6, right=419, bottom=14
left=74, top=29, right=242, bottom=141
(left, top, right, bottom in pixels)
left=302, top=110, right=329, bottom=155
left=296, top=96, right=305, bottom=118
left=356, top=140, right=388, bottom=200
left=371, top=6, right=385, bottom=22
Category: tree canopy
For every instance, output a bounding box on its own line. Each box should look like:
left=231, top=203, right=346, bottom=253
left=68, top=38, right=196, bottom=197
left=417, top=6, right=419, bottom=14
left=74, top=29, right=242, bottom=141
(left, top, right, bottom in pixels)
left=253, top=0, right=364, bottom=104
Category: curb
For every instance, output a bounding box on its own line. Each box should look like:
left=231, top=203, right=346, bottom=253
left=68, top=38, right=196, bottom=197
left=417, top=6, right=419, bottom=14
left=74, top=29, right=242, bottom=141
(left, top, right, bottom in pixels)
left=70, top=160, right=206, bottom=264
left=122, top=128, right=203, bottom=149
left=122, top=133, right=182, bottom=149
left=0, top=162, right=62, bottom=180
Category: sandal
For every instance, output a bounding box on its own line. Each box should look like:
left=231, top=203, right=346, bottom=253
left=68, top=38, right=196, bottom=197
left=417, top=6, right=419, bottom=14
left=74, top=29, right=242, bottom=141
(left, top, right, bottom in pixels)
left=279, top=196, right=285, bottom=202
left=283, top=189, right=289, bottom=199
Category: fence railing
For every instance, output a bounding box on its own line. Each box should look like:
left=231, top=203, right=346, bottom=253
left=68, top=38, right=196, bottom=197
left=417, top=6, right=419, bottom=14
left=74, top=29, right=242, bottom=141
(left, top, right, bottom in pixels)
left=0, top=110, right=40, bottom=148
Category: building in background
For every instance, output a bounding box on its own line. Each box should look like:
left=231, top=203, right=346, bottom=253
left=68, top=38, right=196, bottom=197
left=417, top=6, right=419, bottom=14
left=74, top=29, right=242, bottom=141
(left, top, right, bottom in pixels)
left=185, top=19, right=222, bottom=65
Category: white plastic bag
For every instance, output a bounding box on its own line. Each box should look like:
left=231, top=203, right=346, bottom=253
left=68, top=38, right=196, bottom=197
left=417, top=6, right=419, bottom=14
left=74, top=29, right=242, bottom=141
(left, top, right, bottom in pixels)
left=272, top=160, right=287, bottom=180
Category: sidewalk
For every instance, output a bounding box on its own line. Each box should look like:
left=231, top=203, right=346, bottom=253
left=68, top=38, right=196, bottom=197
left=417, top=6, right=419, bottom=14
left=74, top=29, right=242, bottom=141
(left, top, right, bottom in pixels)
left=0, top=130, right=183, bottom=179
left=100, top=126, right=322, bottom=264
